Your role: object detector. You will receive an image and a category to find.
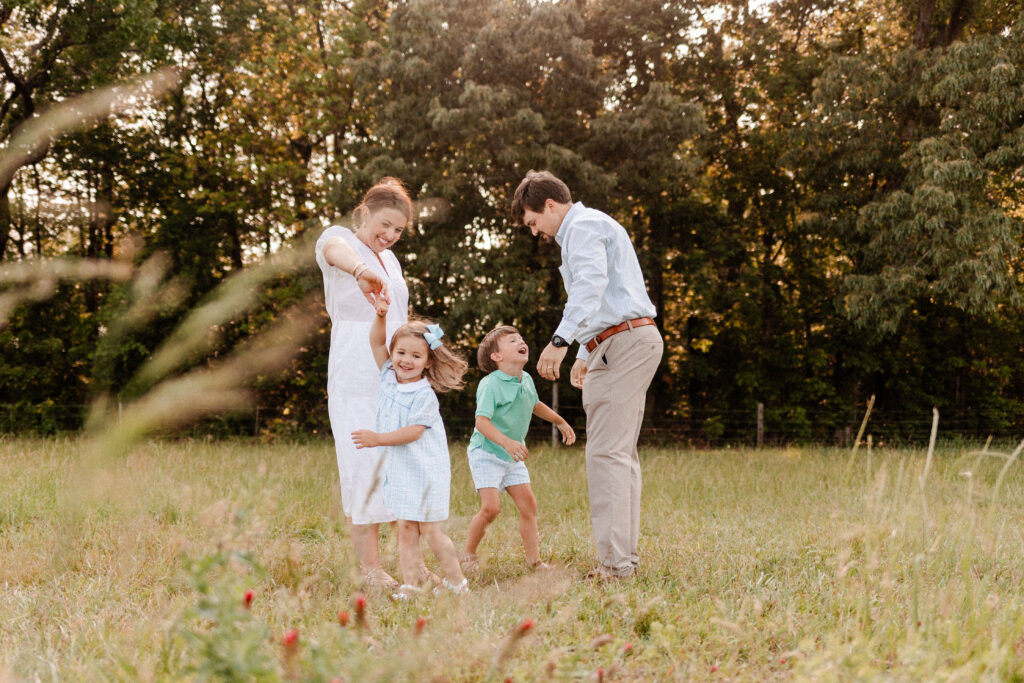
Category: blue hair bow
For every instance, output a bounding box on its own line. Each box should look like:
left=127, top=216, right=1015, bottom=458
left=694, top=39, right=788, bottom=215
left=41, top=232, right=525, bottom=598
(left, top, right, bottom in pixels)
left=424, top=323, right=445, bottom=350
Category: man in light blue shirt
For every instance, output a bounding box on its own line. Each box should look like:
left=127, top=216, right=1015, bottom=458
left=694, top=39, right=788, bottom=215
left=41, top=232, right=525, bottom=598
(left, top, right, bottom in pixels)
left=511, top=170, right=664, bottom=580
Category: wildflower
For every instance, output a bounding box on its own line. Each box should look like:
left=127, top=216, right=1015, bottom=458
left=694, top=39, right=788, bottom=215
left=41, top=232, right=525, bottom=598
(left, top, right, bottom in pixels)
left=338, top=611, right=350, bottom=627
left=623, top=642, right=634, bottom=655
left=243, top=590, right=254, bottom=609
left=353, top=593, right=368, bottom=629
left=493, top=617, right=538, bottom=670
left=282, top=628, right=300, bottom=652
left=414, top=615, right=427, bottom=636
left=710, top=664, right=718, bottom=673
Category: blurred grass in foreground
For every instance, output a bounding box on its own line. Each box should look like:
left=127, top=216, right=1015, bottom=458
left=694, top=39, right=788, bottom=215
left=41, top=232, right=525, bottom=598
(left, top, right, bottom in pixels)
left=2, top=437, right=1024, bottom=680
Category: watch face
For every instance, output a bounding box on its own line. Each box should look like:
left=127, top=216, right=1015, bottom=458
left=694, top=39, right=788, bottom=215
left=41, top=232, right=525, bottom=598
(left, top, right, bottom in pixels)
left=551, top=335, right=568, bottom=348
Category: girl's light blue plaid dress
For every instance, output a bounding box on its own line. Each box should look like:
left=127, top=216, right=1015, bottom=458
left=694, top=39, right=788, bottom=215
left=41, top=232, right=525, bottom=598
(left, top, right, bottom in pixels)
left=376, top=360, right=451, bottom=522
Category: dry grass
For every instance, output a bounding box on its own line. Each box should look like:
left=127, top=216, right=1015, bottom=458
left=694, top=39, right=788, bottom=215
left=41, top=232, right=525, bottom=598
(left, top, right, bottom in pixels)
left=3, top=436, right=1024, bottom=680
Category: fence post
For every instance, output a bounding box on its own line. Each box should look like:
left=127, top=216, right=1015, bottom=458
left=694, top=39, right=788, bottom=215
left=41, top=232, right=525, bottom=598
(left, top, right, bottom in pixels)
left=551, top=382, right=559, bottom=448
left=756, top=402, right=764, bottom=448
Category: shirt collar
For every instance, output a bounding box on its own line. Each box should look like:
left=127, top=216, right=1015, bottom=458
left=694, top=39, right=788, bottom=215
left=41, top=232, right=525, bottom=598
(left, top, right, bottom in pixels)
left=396, top=376, right=430, bottom=392
left=493, top=368, right=524, bottom=382
left=554, top=202, right=584, bottom=246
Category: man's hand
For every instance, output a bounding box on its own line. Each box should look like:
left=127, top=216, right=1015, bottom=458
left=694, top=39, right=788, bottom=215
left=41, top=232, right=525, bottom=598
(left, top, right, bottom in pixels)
left=536, top=343, right=569, bottom=381
left=556, top=420, right=576, bottom=446
left=570, top=358, right=587, bottom=389
left=356, top=269, right=390, bottom=307
left=351, top=429, right=381, bottom=449
left=503, top=438, right=529, bottom=462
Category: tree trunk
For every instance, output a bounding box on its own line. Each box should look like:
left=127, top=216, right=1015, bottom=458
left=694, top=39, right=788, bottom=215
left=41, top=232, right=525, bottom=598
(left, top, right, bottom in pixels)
left=0, top=182, right=10, bottom=261
left=942, top=0, right=972, bottom=46
left=915, top=0, right=936, bottom=49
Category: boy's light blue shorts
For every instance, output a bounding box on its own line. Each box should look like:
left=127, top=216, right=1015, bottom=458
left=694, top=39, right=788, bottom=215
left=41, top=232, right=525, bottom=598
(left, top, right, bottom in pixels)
left=467, top=446, right=531, bottom=491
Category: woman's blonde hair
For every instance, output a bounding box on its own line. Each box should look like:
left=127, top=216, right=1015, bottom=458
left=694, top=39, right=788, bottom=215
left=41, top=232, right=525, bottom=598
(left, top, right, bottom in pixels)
left=389, top=319, right=468, bottom=393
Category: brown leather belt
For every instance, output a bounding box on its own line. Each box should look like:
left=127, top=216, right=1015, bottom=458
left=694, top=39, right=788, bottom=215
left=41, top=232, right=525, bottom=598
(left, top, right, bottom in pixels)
left=585, top=317, right=655, bottom=353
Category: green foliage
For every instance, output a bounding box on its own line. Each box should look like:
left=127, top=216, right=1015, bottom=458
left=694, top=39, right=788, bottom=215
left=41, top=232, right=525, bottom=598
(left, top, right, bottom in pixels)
left=173, top=550, right=276, bottom=682
left=3, top=0, right=1024, bottom=440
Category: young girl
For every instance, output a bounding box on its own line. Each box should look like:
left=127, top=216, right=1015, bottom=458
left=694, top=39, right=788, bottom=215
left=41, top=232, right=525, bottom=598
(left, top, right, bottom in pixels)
left=351, top=299, right=470, bottom=598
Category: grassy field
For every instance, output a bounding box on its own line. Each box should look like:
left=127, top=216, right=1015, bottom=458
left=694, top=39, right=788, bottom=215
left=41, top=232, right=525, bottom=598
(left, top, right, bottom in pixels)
left=2, top=436, right=1024, bottom=681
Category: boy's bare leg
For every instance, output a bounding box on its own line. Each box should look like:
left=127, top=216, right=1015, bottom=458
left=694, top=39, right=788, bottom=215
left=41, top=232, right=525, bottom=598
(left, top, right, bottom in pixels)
left=506, top=484, right=541, bottom=566
left=421, top=522, right=466, bottom=584
left=396, top=520, right=423, bottom=586
left=464, top=488, right=501, bottom=557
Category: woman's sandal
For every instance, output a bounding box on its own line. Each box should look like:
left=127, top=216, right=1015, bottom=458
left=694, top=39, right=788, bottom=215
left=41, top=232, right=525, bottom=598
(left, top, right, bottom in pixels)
left=362, top=567, right=399, bottom=592
left=528, top=560, right=553, bottom=572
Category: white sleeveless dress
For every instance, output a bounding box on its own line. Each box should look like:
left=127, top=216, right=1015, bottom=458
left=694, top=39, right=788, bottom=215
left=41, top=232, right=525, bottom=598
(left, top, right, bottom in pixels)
left=315, top=225, right=409, bottom=524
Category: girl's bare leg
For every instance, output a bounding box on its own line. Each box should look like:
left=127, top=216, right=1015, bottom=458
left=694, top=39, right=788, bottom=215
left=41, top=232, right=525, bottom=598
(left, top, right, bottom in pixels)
left=421, top=522, right=465, bottom=584
left=506, top=484, right=541, bottom=566
left=396, top=520, right=423, bottom=587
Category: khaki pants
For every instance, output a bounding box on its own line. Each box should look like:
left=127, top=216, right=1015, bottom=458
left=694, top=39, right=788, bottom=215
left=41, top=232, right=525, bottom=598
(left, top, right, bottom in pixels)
left=582, top=324, right=663, bottom=576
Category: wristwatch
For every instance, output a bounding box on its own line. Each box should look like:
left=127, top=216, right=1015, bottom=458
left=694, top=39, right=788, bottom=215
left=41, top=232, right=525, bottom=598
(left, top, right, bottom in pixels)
left=550, top=334, right=570, bottom=348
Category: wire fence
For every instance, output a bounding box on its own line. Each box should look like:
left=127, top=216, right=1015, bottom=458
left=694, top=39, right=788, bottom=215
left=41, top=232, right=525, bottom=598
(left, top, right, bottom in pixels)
left=2, top=402, right=1023, bottom=448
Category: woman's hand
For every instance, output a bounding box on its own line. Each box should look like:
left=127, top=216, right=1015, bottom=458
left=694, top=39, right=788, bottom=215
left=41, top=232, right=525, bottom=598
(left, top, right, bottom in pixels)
left=351, top=429, right=381, bottom=449
left=356, top=268, right=391, bottom=307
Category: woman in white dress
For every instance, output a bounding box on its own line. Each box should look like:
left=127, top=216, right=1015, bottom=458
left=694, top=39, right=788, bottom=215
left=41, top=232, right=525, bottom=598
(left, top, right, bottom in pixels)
left=315, top=177, right=420, bottom=589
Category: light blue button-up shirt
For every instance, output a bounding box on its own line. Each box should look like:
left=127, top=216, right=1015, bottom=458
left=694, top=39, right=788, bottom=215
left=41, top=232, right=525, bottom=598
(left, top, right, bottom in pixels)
left=552, top=202, right=657, bottom=360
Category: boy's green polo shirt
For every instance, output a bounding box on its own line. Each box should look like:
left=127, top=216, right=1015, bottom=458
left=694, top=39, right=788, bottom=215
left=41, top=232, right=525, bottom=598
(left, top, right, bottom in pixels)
left=469, top=369, right=539, bottom=462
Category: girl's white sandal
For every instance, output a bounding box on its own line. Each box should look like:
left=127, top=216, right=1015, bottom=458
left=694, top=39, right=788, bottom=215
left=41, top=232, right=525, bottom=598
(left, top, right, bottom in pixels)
left=434, top=577, right=470, bottom=595
left=391, top=584, right=423, bottom=601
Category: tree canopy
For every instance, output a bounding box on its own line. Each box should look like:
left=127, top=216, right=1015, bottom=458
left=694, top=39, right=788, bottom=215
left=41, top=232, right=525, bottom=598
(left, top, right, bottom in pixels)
left=2, top=0, right=1023, bottom=443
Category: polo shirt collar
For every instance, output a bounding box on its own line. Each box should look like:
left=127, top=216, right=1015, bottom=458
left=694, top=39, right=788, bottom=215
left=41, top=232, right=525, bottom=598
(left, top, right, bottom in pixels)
left=494, top=369, right=524, bottom=383
left=554, top=202, right=584, bottom=247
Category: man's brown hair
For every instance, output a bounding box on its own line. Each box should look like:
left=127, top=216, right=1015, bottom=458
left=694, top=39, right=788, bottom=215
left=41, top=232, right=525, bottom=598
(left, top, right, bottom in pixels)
left=477, top=325, right=520, bottom=374
left=510, top=170, right=571, bottom=223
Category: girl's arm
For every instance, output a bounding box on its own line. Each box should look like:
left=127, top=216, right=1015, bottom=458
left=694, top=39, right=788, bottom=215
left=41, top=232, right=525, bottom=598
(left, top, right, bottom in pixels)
left=475, top=415, right=529, bottom=461
left=352, top=424, right=427, bottom=449
left=369, top=301, right=389, bottom=369
left=533, top=401, right=576, bottom=446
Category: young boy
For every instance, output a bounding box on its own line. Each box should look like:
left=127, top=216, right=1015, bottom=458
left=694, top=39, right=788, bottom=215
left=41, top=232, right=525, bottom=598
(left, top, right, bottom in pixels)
left=461, top=325, right=576, bottom=575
